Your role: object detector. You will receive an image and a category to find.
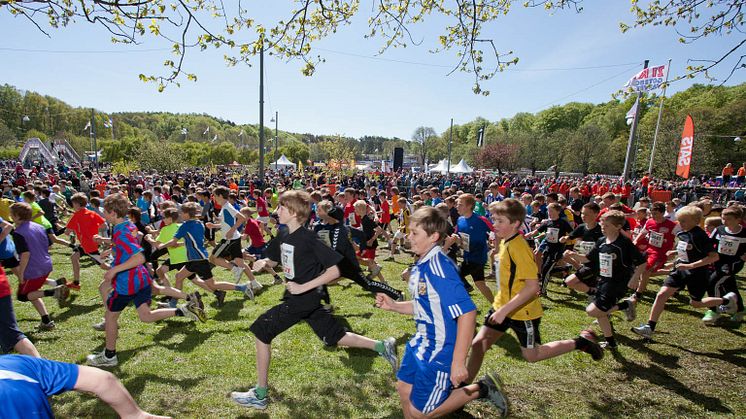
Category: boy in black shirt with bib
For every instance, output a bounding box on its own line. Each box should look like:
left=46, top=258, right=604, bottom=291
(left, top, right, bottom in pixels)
left=702, top=205, right=744, bottom=324
left=633, top=206, right=726, bottom=338
left=565, top=210, right=646, bottom=349
left=230, top=190, right=398, bottom=410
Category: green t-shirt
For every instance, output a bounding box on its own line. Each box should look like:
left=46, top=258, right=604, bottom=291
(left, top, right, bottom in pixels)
left=156, top=222, right=187, bottom=264
left=474, top=201, right=486, bottom=216
left=30, top=202, right=53, bottom=230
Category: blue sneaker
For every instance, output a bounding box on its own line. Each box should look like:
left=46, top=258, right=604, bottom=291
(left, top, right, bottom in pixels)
left=380, top=337, right=399, bottom=374
left=231, top=388, right=268, bottom=410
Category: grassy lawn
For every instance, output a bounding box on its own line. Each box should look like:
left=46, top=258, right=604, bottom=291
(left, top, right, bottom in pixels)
left=11, top=244, right=745, bottom=418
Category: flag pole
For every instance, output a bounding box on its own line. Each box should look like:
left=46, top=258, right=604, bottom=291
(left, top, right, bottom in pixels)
left=447, top=118, right=453, bottom=177
left=622, top=60, right=649, bottom=181
left=648, top=58, right=672, bottom=175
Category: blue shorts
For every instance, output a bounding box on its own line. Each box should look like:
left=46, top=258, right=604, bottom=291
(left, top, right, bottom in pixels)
left=106, top=286, right=152, bottom=313
left=396, top=344, right=452, bottom=414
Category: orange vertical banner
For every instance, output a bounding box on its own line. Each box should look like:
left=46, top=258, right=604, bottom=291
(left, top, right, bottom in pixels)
left=676, top=115, right=694, bottom=179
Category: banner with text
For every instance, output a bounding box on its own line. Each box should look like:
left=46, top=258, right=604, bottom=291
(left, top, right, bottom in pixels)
left=676, top=115, right=694, bottom=179
left=625, top=64, right=667, bottom=92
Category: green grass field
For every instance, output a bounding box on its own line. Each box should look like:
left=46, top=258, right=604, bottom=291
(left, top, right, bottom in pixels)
left=11, top=243, right=745, bottom=418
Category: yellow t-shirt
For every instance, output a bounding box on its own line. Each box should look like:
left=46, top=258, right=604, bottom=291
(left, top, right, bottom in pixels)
left=493, top=234, right=543, bottom=320
left=0, top=198, right=12, bottom=221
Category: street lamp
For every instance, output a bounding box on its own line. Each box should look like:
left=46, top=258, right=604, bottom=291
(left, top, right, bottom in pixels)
left=270, top=111, right=278, bottom=170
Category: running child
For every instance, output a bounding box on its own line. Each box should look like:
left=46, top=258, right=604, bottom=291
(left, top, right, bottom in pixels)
left=86, top=193, right=205, bottom=367
left=230, top=190, right=398, bottom=410
left=701, top=206, right=744, bottom=324
left=453, top=193, right=494, bottom=303
left=376, top=206, right=508, bottom=417
left=630, top=202, right=677, bottom=303
left=62, top=193, right=107, bottom=290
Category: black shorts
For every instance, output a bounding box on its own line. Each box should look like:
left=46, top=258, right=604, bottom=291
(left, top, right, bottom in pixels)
left=163, top=259, right=188, bottom=272
left=483, top=309, right=541, bottom=349
left=592, top=282, right=627, bottom=312
left=0, top=256, right=19, bottom=269
left=250, top=296, right=346, bottom=346
left=460, top=261, right=485, bottom=282
left=0, top=295, right=26, bottom=353
left=212, top=239, right=243, bottom=260
left=184, top=260, right=213, bottom=280
left=73, top=246, right=103, bottom=264
left=663, top=269, right=708, bottom=301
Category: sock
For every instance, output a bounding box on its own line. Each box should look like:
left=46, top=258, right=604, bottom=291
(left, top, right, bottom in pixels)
left=105, top=348, right=116, bottom=358
left=648, top=320, right=657, bottom=332
left=73, top=280, right=80, bottom=285
left=477, top=381, right=489, bottom=398
left=235, top=284, right=247, bottom=292
left=41, top=315, right=51, bottom=324
left=634, top=292, right=643, bottom=299
left=721, top=297, right=730, bottom=306
left=374, top=340, right=386, bottom=354
left=605, top=336, right=617, bottom=347
left=55, top=278, right=66, bottom=285
left=43, top=289, right=55, bottom=297
left=617, top=301, right=629, bottom=310
left=574, top=336, right=589, bottom=351
left=255, top=386, right=268, bottom=399
left=175, top=308, right=185, bottom=316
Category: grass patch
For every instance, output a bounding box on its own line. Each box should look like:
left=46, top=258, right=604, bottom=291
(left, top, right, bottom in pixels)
left=11, top=244, right=745, bottom=418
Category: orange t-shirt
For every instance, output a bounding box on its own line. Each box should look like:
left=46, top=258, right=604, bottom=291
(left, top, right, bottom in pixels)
left=723, top=166, right=734, bottom=176
left=66, top=209, right=105, bottom=253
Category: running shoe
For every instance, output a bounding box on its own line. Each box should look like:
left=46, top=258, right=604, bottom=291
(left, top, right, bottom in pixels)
left=214, top=290, right=226, bottom=307
left=702, top=309, right=721, bottom=325
left=190, top=292, right=205, bottom=311
left=478, top=371, right=509, bottom=417
left=623, top=298, right=637, bottom=322
left=38, top=320, right=55, bottom=331
left=86, top=350, right=118, bottom=367
left=578, top=329, right=604, bottom=361
left=717, top=292, right=738, bottom=315
left=54, top=285, right=70, bottom=308
left=181, top=302, right=207, bottom=323
left=231, top=388, right=268, bottom=410
left=380, top=337, right=399, bottom=374
left=65, top=282, right=81, bottom=291
left=631, top=324, right=653, bottom=339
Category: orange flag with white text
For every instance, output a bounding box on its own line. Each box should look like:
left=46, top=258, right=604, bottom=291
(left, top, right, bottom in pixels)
left=676, top=115, right=694, bottom=179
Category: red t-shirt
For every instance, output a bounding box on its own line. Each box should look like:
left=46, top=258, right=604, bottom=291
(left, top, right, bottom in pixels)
left=380, top=200, right=391, bottom=224
left=256, top=196, right=269, bottom=217
left=344, top=203, right=361, bottom=227
left=243, top=218, right=266, bottom=247
left=644, top=218, right=677, bottom=254
left=66, top=209, right=105, bottom=253
left=0, top=266, right=10, bottom=298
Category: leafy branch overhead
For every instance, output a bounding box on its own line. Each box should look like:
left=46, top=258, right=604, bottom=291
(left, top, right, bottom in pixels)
left=2, top=0, right=744, bottom=93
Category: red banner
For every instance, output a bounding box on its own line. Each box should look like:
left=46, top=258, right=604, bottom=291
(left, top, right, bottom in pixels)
left=676, top=115, right=694, bottom=179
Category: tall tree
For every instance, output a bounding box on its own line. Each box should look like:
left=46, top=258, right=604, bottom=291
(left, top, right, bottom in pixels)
left=411, top=126, right=437, bottom=167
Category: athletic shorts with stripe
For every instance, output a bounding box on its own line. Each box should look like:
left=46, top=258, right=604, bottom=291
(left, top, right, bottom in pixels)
left=211, top=238, right=243, bottom=260
left=397, top=343, right=452, bottom=414
left=483, top=308, right=542, bottom=349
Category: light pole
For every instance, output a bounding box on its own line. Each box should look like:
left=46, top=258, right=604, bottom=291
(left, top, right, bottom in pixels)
left=270, top=111, right=278, bottom=170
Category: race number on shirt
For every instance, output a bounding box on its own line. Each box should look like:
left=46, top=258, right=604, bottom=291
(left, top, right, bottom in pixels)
left=676, top=240, right=690, bottom=262
left=575, top=241, right=595, bottom=256
left=546, top=227, right=560, bottom=243
left=599, top=253, right=613, bottom=278
left=718, top=236, right=740, bottom=256
left=648, top=231, right=664, bottom=248
left=460, top=232, right=470, bottom=251
left=281, top=243, right=295, bottom=279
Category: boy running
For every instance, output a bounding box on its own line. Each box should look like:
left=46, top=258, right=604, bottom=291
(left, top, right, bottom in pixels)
left=701, top=205, right=744, bottom=324
left=230, top=190, right=397, bottom=410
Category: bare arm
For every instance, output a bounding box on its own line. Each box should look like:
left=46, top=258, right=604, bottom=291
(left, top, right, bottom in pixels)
left=285, top=265, right=340, bottom=294
left=450, top=310, right=477, bottom=386
left=375, top=293, right=415, bottom=315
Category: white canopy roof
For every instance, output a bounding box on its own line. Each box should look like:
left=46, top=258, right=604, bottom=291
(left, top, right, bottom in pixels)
left=429, top=159, right=450, bottom=173
left=273, top=154, right=296, bottom=168
left=449, top=159, right=474, bottom=173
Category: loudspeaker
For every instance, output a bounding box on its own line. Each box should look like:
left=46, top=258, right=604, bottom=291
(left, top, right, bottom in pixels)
left=393, top=147, right=404, bottom=171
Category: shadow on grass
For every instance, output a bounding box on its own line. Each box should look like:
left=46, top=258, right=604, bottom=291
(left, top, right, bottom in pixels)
left=616, top=334, right=681, bottom=369
left=54, top=300, right=101, bottom=323
left=609, top=348, right=732, bottom=414
left=491, top=333, right=526, bottom=361
left=543, top=293, right=587, bottom=311
left=210, top=297, right=247, bottom=322
left=661, top=341, right=745, bottom=368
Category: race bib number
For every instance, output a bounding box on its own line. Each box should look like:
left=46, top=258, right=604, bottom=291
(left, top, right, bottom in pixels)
left=676, top=240, right=690, bottom=263
left=348, top=212, right=357, bottom=226
left=718, top=236, right=740, bottom=256
left=459, top=232, right=470, bottom=251
left=649, top=231, right=664, bottom=248
left=599, top=253, right=613, bottom=278
left=317, top=230, right=331, bottom=248
left=546, top=227, right=559, bottom=243
left=281, top=243, right=295, bottom=279
left=575, top=241, right=595, bottom=256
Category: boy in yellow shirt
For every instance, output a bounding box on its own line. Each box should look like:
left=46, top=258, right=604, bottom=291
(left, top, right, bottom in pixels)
left=466, top=199, right=604, bottom=382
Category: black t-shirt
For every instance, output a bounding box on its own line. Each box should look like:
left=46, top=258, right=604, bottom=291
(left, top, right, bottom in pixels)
left=313, top=221, right=361, bottom=277
left=675, top=226, right=714, bottom=272
left=266, top=226, right=343, bottom=299
left=360, top=215, right=378, bottom=249
left=537, top=218, right=573, bottom=251
left=568, top=223, right=603, bottom=256
left=11, top=232, right=28, bottom=254
left=585, top=234, right=644, bottom=287
left=710, top=225, right=746, bottom=266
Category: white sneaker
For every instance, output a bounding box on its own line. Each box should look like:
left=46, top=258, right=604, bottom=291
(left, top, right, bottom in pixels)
left=251, top=280, right=264, bottom=292
left=717, top=292, right=738, bottom=315
left=631, top=324, right=653, bottom=339
left=92, top=319, right=106, bottom=331
left=86, top=350, right=118, bottom=367
left=232, top=266, right=244, bottom=282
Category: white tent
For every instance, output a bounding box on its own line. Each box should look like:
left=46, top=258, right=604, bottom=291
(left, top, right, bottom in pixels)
left=430, top=159, right=450, bottom=173
left=272, top=154, right=296, bottom=169
left=449, top=159, right=474, bottom=174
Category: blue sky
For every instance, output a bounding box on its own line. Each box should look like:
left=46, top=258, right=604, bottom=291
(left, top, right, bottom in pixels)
left=0, top=1, right=743, bottom=139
